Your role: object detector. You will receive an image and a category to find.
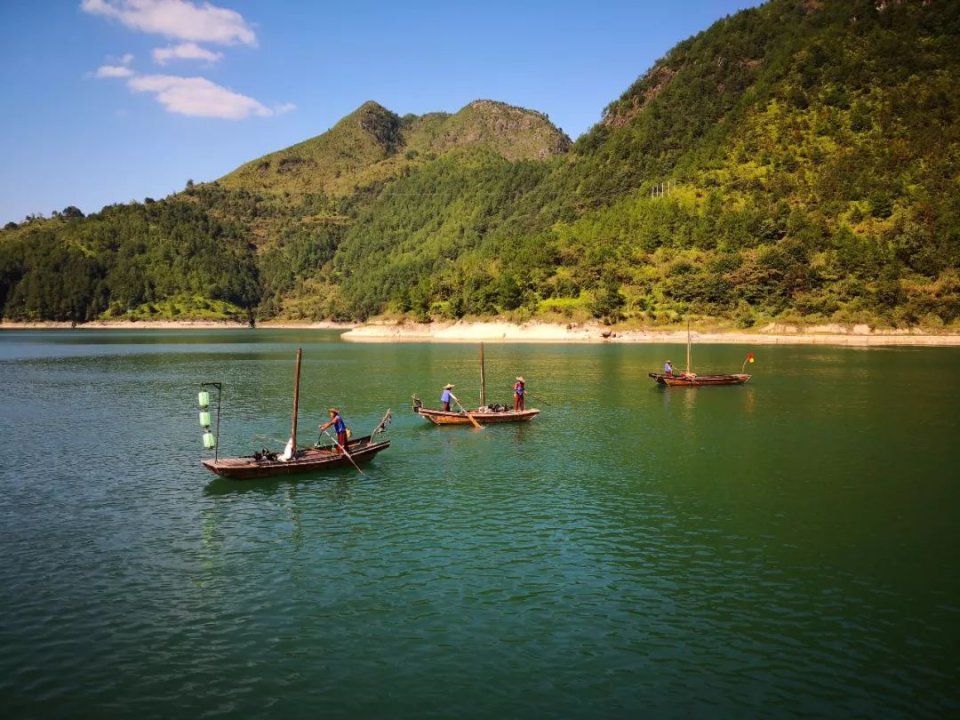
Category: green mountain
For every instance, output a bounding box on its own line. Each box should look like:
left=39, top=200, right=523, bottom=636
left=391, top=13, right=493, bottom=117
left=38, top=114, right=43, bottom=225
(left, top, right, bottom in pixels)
left=2, top=0, right=959, bottom=329
left=219, top=100, right=571, bottom=199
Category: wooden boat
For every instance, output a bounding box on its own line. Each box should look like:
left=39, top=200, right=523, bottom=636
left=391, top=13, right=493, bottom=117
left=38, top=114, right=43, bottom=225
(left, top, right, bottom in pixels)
left=412, top=398, right=540, bottom=425
left=201, top=434, right=390, bottom=479
left=648, top=323, right=753, bottom=387
left=200, top=348, right=391, bottom=479
left=648, top=372, right=750, bottom=387
left=413, top=343, right=540, bottom=426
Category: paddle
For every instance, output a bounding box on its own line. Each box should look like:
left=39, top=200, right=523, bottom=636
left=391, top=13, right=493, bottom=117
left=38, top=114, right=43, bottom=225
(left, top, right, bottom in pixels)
left=450, top=392, right=483, bottom=429
left=525, top=391, right=550, bottom=407
left=320, top=427, right=365, bottom=475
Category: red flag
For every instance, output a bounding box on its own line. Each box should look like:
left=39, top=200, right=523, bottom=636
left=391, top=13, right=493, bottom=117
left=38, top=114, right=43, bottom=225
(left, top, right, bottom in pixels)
left=746, top=352, right=755, bottom=363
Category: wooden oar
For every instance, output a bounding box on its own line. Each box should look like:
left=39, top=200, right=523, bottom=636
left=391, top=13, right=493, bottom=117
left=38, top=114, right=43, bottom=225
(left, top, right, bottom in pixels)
left=525, top=391, right=551, bottom=407
left=450, top=392, right=483, bottom=429
left=321, top=428, right=365, bottom=475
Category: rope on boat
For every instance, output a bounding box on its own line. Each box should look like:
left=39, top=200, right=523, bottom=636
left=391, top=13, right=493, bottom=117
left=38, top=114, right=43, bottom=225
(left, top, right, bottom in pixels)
left=369, top=409, right=392, bottom=445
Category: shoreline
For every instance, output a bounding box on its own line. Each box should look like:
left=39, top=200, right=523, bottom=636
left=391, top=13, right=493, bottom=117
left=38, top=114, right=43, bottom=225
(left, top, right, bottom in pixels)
left=340, top=321, right=960, bottom=346
left=0, top=320, right=352, bottom=331
left=4, top=318, right=959, bottom=346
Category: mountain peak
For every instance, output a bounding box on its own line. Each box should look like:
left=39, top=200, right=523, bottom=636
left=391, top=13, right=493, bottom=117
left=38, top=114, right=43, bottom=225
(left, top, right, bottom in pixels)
left=219, top=99, right=570, bottom=196
left=339, top=101, right=403, bottom=153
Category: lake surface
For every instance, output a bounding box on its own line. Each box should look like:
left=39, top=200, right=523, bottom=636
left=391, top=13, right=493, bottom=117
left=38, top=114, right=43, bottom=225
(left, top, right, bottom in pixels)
left=0, top=329, right=957, bottom=719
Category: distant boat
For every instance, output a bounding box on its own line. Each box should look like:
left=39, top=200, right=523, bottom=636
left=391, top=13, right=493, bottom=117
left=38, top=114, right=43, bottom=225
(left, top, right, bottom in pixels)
left=413, top=343, right=540, bottom=426
left=648, top=322, right=753, bottom=387
left=200, top=348, right=391, bottom=479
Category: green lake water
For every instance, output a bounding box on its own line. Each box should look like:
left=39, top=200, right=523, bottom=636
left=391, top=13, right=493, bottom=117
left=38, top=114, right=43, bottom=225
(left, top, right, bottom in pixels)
left=0, top=329, right=957, bottom=719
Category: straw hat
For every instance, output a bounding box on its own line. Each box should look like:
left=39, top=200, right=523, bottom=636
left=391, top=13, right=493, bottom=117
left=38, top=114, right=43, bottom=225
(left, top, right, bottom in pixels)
left=443, top=383, right=454, bottom=389
left=328, top=407, right=339, bottom=414
left=516, top=376, right=525, bottom=383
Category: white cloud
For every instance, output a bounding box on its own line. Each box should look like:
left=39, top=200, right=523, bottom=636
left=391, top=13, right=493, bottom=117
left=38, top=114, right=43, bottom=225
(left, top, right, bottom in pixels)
left=96, top=64, right=135, bottom=78
left=127, top=74, right=273, bottom=119
left=83, top=2, right=288, bottom=121
left=81, top=0, right=256, bottom=46
left=153, top=42, right=223, bottom=65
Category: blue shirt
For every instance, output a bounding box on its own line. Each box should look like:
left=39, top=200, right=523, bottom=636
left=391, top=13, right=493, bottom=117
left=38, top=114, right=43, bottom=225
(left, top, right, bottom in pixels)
left=333, top=415, right=346, bottom=433
left=441, top=389, right=452, bottom=404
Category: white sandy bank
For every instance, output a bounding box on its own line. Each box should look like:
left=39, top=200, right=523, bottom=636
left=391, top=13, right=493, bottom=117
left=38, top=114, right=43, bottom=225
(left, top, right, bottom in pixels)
left=342, top=321, right=960, bottom=347
left=3, top=319, right=959, bottom=346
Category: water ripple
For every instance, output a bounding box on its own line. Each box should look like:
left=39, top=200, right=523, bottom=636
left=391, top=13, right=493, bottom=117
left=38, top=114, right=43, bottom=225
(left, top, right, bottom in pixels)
left=1, top=335, right=958, bottom=719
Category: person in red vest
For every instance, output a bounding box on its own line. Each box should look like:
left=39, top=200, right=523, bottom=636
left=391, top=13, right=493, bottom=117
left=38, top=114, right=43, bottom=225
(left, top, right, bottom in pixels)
left=513, top=377, right=526, bottom=411
left=319, top=408, right=348, bottom=453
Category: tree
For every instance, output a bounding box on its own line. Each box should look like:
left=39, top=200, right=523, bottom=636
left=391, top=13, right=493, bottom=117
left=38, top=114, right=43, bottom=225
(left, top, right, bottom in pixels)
left=590, top=276, right=625, bottom=324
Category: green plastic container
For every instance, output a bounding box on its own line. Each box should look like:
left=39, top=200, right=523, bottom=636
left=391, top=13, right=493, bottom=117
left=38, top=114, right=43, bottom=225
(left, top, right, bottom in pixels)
left=199, top=411, right=211, bottom=428
left=198, top=391, right=210, bottom=408
left=202, top=432, right=216, bottom=449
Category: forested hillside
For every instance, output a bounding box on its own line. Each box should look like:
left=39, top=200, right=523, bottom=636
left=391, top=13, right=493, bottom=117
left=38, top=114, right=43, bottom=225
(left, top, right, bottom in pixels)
left=2, top=0, right=959, bottom=329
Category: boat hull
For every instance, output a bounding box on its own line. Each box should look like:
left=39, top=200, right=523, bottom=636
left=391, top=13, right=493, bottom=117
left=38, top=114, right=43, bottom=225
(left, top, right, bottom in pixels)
left=648, top=372, right=750, bottom=387
left=414, top=406, right=540, bottom=425
left=201, top=435, right=390, bottom=479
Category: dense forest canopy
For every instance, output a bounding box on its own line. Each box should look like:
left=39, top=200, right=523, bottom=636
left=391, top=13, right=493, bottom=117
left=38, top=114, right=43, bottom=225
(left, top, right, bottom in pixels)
left=3, top=0, right=959, bottom=328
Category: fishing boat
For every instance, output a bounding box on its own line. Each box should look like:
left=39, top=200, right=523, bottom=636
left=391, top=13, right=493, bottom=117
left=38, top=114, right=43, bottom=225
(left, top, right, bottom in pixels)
left=412, top=343, right=540, bottom=426
left=199, top=348, right=391, bottom=479
left=648, top=323, right=753, bottom=387
left=412, top=399, right=540, bottom=426
left=200, top=434, right=391, bottom=479
left=649, top=372, right=750, bottom=387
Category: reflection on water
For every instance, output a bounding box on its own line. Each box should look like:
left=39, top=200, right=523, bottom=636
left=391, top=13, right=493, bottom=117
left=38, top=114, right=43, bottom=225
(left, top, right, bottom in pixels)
left=0, top=330, right=958, bottom=719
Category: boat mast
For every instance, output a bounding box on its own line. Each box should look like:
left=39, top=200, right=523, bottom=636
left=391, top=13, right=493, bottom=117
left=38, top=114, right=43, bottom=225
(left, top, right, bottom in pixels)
left=479, top=342, right=486, bottom=407
left=686, top=320, right=691, bottom=375
left=290, top=347, right=302, bottom=448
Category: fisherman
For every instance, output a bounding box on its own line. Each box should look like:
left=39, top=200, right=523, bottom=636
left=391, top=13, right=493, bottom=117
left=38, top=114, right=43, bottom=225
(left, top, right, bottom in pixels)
left=319, top=407, right=348, bottom=454
left=513, top=376, right=526, bottom=412
left=441, top=384, right=454, bottom=411
left=664, top=360, right=674, bottom=376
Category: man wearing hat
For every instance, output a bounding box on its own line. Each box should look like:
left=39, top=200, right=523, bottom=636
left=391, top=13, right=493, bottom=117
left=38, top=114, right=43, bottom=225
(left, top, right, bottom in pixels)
left=513, top=376, right=526, bottom=412
left=319, top=407, right=348, bottom=453
left=441, top=384, right=454, bottom=411
left=664, top=360, right=674, bottom=377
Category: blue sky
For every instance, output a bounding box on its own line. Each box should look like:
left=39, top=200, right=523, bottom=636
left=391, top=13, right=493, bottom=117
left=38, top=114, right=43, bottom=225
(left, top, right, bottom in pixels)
left=0, top=0, right=762, bottom=226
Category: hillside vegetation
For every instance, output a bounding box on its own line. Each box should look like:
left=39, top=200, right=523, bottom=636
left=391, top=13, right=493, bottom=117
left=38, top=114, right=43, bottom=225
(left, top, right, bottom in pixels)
left=2, top=0, right=959, bottom=330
